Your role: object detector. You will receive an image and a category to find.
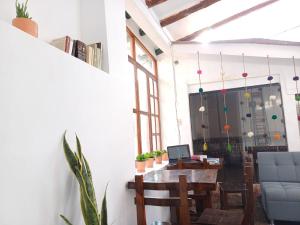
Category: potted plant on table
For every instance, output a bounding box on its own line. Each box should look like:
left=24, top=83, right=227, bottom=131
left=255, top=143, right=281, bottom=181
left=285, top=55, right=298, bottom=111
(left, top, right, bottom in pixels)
left=12, top=0, right=38, bottom=37
left=161, top=149, right=168, bottom=161
left=136, top=153, right=146, bottom=173
left=144, top=152, right=154, bottom=168
left=154, top=150, right=162, bottom=164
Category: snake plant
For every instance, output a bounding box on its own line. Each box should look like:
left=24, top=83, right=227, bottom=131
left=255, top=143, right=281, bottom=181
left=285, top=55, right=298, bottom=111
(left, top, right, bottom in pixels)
left=15, top=0, right=32, bottom=19
left=61, top=132, right=108, bottom=225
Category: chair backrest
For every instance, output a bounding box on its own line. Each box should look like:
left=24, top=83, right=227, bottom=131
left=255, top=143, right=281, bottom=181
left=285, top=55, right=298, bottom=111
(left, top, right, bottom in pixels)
left=242, top=162, right=255, bottom=225
left=167, top=159, right=209, bottom=170
left=134, top=175, right=191, bottom=225
left=258, top=152, right=300, bottom=182
left=167, top=144, right=191, bottom=163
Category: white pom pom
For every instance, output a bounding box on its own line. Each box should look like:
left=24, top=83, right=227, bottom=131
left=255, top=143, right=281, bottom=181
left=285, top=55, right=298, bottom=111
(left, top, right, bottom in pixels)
left=269, top=95, right=276, bottom=101
left=199, top=106, right=205, bottom=112
left=247, top=131, right=254, bottom=138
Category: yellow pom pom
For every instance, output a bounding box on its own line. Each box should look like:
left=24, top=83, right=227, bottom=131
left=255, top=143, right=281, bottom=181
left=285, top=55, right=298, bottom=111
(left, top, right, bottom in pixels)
left=244, top=92, right=251, bottom=99
left=203, top=143, right=208, bottom=152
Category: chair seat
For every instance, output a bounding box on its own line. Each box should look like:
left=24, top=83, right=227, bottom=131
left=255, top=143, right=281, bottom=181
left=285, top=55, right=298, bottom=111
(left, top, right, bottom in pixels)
left=194, top=208, right=244, bottom=225
left=220, top=183, right=247, bottom=193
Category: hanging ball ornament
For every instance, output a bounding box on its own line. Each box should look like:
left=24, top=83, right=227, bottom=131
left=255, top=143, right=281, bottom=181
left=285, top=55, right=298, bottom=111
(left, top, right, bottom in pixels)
left=247, top=131, right=254, bottom=138
left=272, top=114, right=278, bottom=120
left=224, top=124, right=231, bottom=131
left=293, top=76, right=299, bottom=81
left=274, top=132, right=281, bottom=141
left=295, top=95, right=300, bottom=101
left=244, top=92, right=251, bottom=99
left=203, top=142, right=208, bottom=152
left=267, top=75, right=274, bottom=81
left=220, top=88, right=227, bottom=95
left=246, top=113, right=252, bottom=118
left=199, top=87, right=204, bottom=93
left=227, top=143, right=232, bottom=153
left=224, top=106, right=228, bottom=112
left=199, top=106, right=205, bottom=112
left=242, top=72, right=248, bottom=78
left=298, top=115, right=300, bottom=121
left=197, top=69, right=202, bottom=75
left=201, top=124, right=206, bottom=128
left=269, top=95, right=277, bottom=101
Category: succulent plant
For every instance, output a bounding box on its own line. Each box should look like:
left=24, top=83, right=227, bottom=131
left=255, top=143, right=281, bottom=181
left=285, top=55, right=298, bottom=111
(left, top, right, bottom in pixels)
left=61, top=132, right=108, bottom=225
left=15, top=0, right=32, bottom=19
left=144, top=152, right=154, bottom=159
left=153, top=150, right=162, bottom=157
left=136, top=153, right=146, bottom=161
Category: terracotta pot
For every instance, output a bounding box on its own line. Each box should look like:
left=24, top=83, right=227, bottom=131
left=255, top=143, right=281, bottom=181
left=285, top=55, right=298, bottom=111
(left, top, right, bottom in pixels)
left=136, top=161, right=146, bottom=173
left=162, top=153, right=168, bottom=161
left=155, top=156, right=162, bottom=164
left=146, top=158, right=154, bottom=168
left=12, top=18, right=38, bottom=37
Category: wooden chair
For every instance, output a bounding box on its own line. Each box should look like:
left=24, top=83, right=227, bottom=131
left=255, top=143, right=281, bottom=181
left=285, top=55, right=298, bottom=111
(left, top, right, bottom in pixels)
left=134, top=174, right=192, bottom=225
left=219, top=154, right=253, bottom=210
left=194, top=162, right=255, bottom=225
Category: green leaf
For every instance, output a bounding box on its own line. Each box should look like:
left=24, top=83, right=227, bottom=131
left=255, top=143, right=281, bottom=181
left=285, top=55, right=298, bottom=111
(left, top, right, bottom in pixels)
left=76, top=134, right=83, bottom=162
left=60, top=215, right=73, bottom=225
left=76, top=168, right=100, bottom=225
left=100, top=184, right=109, bottom=225
left=63, top=132, right=80, bottom=178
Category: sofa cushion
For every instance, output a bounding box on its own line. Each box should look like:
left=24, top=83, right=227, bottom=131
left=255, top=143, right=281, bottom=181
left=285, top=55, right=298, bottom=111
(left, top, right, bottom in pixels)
left=261, top=182, right=300, bottom=202
left=258, top=152, right=300, bottom=182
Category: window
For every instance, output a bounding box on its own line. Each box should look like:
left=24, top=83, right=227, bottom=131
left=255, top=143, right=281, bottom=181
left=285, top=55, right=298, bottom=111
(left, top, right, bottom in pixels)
left=127, top=28, right=162, bottom=155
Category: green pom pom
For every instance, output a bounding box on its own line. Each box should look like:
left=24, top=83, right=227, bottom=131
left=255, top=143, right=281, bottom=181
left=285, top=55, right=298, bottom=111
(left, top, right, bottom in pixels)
left=226, top=143, right=232, bottom=153
left=199, top=88, right=204, bottom=93
left=224, top=107, right=228, bottom=112
left=272, top=114, right=278, bottom=120
left=295, top=95, right=300, bottom=101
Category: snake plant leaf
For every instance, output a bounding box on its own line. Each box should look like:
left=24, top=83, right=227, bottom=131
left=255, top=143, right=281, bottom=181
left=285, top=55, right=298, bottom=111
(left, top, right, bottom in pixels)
left=100, top=184, right=108, bottom=225
left=82, top=154, right=98, bottom=209
left=63, top=132, right=80, bottom=177
left=60, top=215, right=73, bottom=225
left=76, top=168, right=100, bottom=225
left=76, top=134, right=83, bottom=162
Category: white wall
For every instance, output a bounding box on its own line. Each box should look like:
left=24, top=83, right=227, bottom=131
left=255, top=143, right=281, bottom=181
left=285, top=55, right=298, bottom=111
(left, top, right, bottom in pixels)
left=174, top=54, right=300, bottom=152
left=0, top=20, right=136, bottom=225
left=0, top=0, right=81, bottom=42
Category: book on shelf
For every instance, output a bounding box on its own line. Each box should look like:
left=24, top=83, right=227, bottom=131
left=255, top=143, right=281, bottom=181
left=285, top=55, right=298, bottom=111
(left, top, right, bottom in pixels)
left=51, top=36, right=72, bottom=54
left=50, top=37, right=103, bottom=70
left=86, top=42, right=103, bottom=69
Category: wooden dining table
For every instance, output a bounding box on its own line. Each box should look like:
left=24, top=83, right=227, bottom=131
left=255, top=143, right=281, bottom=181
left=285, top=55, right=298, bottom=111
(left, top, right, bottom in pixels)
left=128, top=168, right=218, bottom=224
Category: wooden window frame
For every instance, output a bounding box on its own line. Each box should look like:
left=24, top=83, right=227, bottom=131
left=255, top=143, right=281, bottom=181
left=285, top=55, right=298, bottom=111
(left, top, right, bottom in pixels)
left=127, top=28, right=162, bottom=154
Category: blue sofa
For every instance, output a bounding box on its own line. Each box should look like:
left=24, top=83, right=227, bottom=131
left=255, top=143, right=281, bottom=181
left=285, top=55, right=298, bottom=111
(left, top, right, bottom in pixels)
left=258, top=152, right=300, bottom=224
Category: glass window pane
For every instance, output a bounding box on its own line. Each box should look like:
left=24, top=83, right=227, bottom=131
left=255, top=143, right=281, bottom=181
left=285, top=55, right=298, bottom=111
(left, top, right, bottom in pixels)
left=137, top=69, right=148, bottom=112
left=152, top=136, right=157, bottom=150
left=136, top=42, right=154, bottom=73
left=127, top=62, right=136, bottom=109
left=141, top=115, right=150, bottom=153
left=127, top=32, right=132, bottom=57
left=150, top=79, right=154, bottom=95
left=156, top=117, right=160, bottom=134
left=133, top=113, right=138, bottom=156
left=152, top=116, right=156, bottom=134
left=150, top=97, right=155, bottom=114
left=153, top=81, right=157, bottom=97
left=155, top=99, right=159, bottom=115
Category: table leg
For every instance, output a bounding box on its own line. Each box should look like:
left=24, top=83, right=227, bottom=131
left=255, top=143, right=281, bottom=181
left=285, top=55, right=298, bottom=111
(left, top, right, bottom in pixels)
left=203, top=191, right=213, bottom=209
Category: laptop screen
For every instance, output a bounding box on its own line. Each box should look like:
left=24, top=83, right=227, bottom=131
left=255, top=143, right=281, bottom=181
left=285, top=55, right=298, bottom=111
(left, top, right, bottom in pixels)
left=167, top=144, right=191, bottom=162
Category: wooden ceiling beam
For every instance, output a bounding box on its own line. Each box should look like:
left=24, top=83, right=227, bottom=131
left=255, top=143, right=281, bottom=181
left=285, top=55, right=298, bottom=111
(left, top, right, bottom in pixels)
left=160, top=0, right=220, bottom=27
left=146, top=0, right=168, bottom=8
left=177, top=0, right=279, bottom=42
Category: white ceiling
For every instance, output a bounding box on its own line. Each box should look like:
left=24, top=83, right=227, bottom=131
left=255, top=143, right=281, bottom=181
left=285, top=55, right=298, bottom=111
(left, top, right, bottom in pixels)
left=147, top=0, right=300, bottom=43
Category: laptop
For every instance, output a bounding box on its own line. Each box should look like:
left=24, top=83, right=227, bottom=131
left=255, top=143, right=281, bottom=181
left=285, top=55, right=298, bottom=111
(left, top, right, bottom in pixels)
left=167, top=144, right=192, bottom=164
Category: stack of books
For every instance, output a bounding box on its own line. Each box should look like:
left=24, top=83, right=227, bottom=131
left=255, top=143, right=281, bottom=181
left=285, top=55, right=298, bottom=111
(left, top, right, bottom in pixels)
left=51, top=36, right=103, bottom=70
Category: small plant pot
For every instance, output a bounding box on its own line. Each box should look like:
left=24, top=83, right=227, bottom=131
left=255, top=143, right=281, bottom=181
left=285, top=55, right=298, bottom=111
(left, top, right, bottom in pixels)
left=136, top=161, right=146, bottom=173
left=146, top=158, right=154, bottom=168
left=162, top=153, right=168, bottom=161
left=12, top=18, right=38, bottom=37
left=155, top=156, right=162, bottom=164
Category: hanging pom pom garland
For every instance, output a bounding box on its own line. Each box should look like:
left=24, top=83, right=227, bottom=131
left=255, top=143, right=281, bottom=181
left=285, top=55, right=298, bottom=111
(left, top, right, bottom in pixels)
left=197, top=52, right=207, bottom=152
left=292, top=56, right=300, bottom=122
left=220, top=52, right=231, bottom=153
left=242, top=53, right=254, bottom=139
left=267, top=55, right=281, bottom=141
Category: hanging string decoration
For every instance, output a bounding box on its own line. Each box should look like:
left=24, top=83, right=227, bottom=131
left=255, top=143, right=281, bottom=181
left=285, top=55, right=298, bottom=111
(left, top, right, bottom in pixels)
left=292, top=56, right=300, bottom=122
left=267, top=55, right=281, bottom=141
left=220, top=52, right=232, bottom=153
left=242, top=53, right=254, bottom=139
left=197, top=52, right=208, bottom=152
